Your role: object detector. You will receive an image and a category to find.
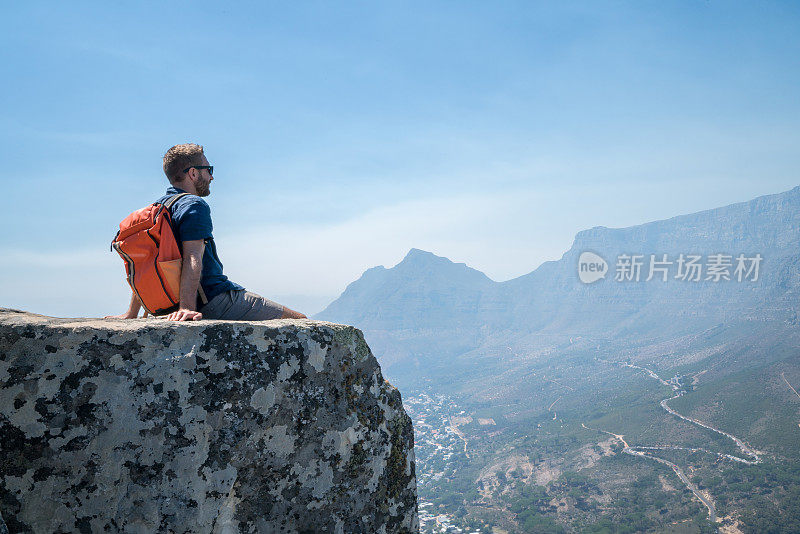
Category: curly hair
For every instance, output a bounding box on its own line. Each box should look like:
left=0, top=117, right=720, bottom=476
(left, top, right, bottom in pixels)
left=163, top=143, right=205, bottom=183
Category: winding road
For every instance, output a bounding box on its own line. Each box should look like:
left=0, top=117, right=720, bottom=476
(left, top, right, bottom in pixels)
left=782, top=372, right=800, bottom=428
left=586, top=359, right=762, bottom=521
left=782, top=372, right=800, bottom=400
left=448, top=418, right=471, bottom=458
left=581, top=422, right=718, bottom=521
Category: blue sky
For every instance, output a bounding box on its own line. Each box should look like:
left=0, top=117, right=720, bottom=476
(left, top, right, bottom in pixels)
left=1, top=1, right=799, bottom=317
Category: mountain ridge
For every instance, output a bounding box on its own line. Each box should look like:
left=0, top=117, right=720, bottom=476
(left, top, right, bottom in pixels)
left=316, top=185, right=800, bottom=387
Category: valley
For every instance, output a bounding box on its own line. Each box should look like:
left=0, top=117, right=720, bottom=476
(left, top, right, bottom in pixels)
left=404, top=345, right=800, bottom=533
left=317, top=186, right=800, bottom=533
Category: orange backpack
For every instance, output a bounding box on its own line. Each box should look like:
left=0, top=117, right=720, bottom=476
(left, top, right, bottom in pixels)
left=111, top=193, right=207, bottom=316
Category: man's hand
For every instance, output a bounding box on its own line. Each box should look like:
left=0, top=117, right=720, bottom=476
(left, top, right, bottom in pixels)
left=166, top=309, right=203, bottom=321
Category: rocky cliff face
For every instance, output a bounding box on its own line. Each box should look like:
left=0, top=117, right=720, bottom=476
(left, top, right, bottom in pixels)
left=0, top=309, right=418, bottom=534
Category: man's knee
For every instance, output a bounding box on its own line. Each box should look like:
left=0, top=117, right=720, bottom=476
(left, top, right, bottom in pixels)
left=239, top=291, right=285, bottom=320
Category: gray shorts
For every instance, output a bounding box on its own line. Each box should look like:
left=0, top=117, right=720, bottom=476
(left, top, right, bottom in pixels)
left=199, top=289, right=285, bottom=321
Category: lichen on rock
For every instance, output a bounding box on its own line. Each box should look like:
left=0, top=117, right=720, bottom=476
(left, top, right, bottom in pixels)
left=0, top=309, right=418, bottom=533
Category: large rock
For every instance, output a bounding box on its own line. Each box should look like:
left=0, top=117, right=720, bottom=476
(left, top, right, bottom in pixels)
left=0, top=309, right=418, bottom=533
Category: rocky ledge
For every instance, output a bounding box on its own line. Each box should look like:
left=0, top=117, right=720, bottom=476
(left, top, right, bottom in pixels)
left=0, top=309, right=417, bottom=533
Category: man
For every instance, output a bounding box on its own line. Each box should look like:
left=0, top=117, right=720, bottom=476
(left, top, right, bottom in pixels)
left=107, top=143, right=306, bottom=321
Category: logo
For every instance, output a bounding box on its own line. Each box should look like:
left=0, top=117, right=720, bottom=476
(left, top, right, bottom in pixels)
left=578, top=252, right=762, bottom=284
left=578, top=251, right=608, bottom=284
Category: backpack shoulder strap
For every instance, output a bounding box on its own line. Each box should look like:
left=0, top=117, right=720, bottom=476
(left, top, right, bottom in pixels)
left=163, top=192, right=191, bottom=210
left=160, top=191, right=209, bottom=307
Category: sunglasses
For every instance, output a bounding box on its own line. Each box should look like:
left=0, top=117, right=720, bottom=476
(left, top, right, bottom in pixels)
left=183, top=165, right=214, bottom=176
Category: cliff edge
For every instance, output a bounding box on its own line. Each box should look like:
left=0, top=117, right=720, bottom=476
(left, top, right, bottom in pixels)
left=0, top=309, right=418, bottom=533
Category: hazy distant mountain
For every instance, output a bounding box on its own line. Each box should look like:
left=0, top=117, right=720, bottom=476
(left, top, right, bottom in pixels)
left=318, top=248, right=495, bottom=330
left=316, top=248, right=500, bottom=371
left=316, top=186, right=800, bottom=386
left=501, top=185, right=800, bottom=338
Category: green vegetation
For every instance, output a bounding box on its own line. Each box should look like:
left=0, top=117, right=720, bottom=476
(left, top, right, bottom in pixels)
left=409, top=342, right=800, bottom=534
left=518, top=513, right=565, bottom=534
left=670, top=360, right=800, bottom=459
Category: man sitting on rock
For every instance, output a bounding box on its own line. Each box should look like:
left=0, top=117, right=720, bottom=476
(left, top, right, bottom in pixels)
left=108, top=143, right=306, bottom=321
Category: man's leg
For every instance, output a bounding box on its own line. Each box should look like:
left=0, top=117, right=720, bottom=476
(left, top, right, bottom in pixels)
left=197, top=290, right=236, bottom=320
left=280, top=306, right=306, bottom=319
left=240, top=291, right=307, bottom=320
left=201, top=290, right=305, bottom=320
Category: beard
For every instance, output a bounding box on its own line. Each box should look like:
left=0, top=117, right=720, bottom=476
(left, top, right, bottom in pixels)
left=196, top=177, right=211, bottom=197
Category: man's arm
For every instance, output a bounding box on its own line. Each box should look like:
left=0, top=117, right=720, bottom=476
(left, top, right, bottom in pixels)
left=166, top=239, right=205, bottom=322
left=104, top=291, right=142, bottom=319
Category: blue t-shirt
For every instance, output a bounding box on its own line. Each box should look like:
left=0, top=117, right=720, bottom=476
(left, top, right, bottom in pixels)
left=157, top=187, right=244, bottom=303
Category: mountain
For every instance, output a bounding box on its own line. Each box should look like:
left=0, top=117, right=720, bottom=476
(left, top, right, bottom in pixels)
left=316, top=186, right=800, bottom=388
left=316, top=248, right=499, bottom=371
left=316, top=186, right=800, bottom=533
left=318, top=248, right=495, bottom=330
